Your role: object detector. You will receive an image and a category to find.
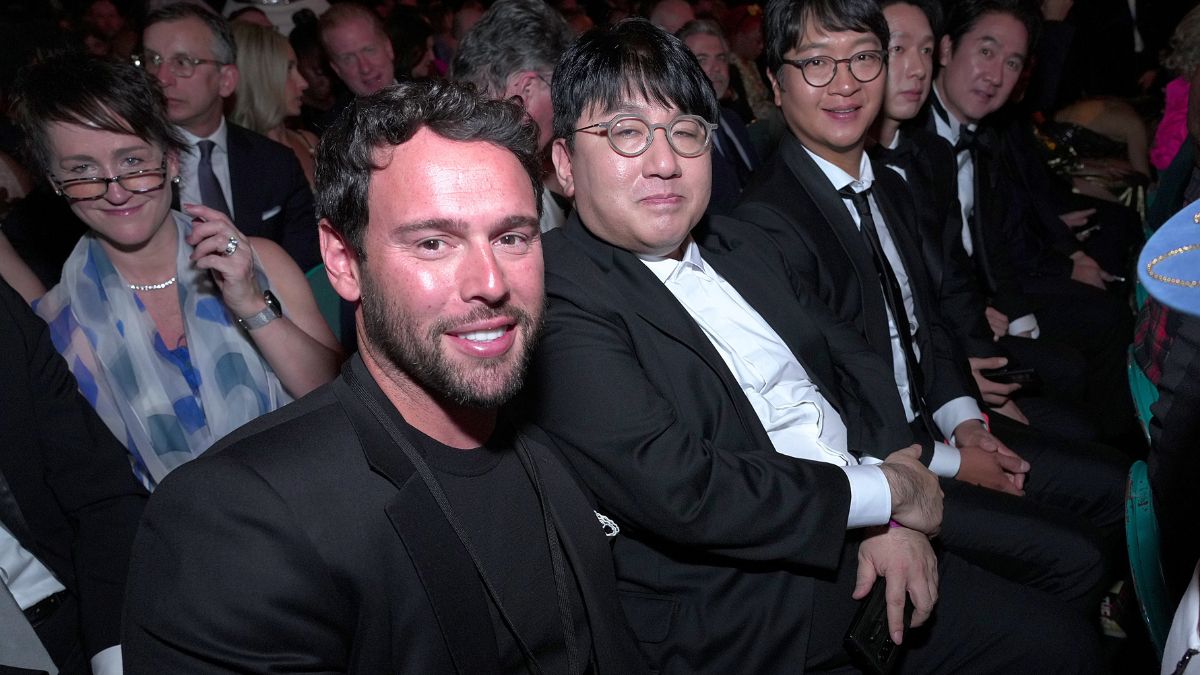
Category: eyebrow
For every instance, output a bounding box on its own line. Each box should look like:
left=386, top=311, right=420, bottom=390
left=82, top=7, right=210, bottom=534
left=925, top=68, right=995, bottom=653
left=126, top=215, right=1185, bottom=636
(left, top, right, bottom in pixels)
left=391, top=214, right=540, bottom=238
left=976, top=35, right=1025, bottom=60
left=795, top=34, right=880, bottom=54
left=58, top=145, right=153, bottom=164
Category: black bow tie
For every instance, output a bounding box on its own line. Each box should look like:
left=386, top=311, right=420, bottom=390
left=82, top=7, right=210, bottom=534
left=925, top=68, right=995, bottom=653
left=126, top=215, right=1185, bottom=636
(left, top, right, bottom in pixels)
left=871, top=136, right=917, bottom=167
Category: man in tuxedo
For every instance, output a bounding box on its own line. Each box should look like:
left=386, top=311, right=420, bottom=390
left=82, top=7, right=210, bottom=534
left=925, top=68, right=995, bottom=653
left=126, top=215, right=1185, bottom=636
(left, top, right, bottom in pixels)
left=729, top=0, right=1124, bottom=620
left=677, top=19, right=760, bottom=215
left=450, top=0, right=576, bottom=232
left=140, top=3, right=320, bottom=271
left=524, top=17, right=1098, bottom=674
left=122, top=79, right=647, bottom=675
left=919, top=0, right=1135, bottom=442
left=0, top=279, right=146, bottom=675
left=868, top=0, right=1098, bottom=440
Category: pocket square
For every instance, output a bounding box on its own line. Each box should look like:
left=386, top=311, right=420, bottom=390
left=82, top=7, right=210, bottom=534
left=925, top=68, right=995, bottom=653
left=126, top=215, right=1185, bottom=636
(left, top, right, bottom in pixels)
left=261, top=205, right=282, bottom=220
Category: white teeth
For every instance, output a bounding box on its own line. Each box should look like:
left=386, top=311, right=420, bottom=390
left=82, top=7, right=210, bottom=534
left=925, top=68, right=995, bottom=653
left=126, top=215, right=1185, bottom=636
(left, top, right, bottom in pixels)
left=457, top=328, right=505, bottom=342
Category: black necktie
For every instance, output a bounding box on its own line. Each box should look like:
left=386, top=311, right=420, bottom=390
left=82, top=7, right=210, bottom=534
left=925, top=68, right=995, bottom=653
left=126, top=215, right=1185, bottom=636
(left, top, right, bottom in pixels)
left=716, top=122, right=752, bottom=188
left=839, top=186, right=940, bottom=441
left=197, top=140, right=231, bottom=216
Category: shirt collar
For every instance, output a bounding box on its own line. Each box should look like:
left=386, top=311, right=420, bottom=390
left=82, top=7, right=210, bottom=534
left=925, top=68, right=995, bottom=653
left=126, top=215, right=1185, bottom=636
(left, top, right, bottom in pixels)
left=638, top=237, right=705, bottom=283
left=931, top=85, right=977, bottom=142
left=802, top=146, right=874, bottom=194
left=179, top=116, right=229, bottom=154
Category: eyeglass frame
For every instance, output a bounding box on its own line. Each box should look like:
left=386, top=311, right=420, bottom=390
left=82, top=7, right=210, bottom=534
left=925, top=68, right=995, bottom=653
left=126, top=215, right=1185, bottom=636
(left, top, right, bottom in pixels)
left=779, top=49, right=888, bottom=88
left=131, top=51, right=229, bottom=78
left=49, top=157, right=171, bottom=203
left=571, top=113, right=719, bottom=158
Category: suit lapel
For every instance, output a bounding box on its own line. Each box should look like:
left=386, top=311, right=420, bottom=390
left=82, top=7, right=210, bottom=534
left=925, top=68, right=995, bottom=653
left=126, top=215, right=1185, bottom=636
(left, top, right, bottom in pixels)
left=224, top=124, right=255, bottom=234
left=560, top=217, right=768, bottom=448
left=702, top=241, right=841, bottom=402
left=332, top=366, right=501, bottom=675
left=780, top=139, right=894, bottom=360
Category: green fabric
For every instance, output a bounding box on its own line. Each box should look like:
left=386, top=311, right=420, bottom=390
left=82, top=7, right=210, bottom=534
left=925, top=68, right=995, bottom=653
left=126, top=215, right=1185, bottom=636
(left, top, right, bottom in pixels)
left=306, top=264, right=341, bottom=343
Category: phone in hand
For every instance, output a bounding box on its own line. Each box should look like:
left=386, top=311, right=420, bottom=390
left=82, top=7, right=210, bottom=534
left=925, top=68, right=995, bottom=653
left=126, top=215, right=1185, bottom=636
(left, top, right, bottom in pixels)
left=844, top=578, right=912, bottom=675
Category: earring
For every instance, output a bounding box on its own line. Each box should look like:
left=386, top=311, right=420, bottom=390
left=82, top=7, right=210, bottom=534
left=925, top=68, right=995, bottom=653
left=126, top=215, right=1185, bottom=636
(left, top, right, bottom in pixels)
left=171, top=175, right=181, bottom=185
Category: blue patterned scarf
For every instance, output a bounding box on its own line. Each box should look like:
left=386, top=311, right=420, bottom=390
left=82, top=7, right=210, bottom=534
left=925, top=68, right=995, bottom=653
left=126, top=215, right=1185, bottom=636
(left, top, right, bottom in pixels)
left=34, top=212, right=291, bottom=490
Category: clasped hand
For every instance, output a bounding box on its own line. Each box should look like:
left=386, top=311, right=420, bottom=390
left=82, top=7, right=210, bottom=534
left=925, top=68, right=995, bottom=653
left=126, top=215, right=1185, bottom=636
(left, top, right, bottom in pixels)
left=855, top=525, right=938, bottom=645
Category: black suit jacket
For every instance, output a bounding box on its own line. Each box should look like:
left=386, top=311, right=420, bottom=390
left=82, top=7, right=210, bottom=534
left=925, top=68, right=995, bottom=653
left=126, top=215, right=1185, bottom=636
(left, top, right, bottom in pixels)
left=522, top=214, right=914, bottom=673
left=123, top=355, right=646, bottom=675
left=708, top=106, right=760, bottom=216
left=0, top=280, right=146, bottom=660
left=174, top=122, right=320, bottom=271
left=732, top=135, right=977, bottom=449
left=873, top=128, right=1003, bottom=359
left=922, top=103, right=1079, bottom=281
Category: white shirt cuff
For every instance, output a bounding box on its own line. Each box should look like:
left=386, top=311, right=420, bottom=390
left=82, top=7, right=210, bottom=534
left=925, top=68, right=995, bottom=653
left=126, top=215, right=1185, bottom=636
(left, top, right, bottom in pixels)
left=928, top=442, right=962, bottom=477
left=91, top=645, right=123, bottom=675
left=1007, top=313, right=1040, bottom=338
left=842, top=464, right=892, bottom=529
left=933, top=396, right=985, bottom=442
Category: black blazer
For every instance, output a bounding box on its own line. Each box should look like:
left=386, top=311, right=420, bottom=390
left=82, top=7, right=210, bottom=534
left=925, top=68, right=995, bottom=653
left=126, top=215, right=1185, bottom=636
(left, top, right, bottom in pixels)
left=732, top=134, right=976, bottom=448
left=914, top=105, right=1076, bottom=282
left=708, top=106, right=760, bottom=216
left=174, top=122, right=320, bottom=271
left=873, top=128, right=1004, bottom=358
left=522, top=213, right=914, bottom=673
left=123, top=355, right=646, bottom=675
left=0, top=280, right=146, bottom=661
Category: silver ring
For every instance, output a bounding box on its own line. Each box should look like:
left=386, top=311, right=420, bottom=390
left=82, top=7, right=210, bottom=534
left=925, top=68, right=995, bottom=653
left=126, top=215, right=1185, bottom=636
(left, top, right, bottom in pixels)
left=222, top=235, right=239, bottom=257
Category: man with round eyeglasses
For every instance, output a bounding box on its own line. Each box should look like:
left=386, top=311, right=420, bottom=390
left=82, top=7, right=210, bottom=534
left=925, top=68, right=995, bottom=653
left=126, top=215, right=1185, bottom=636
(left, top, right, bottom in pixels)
left=518, top=17, right=1064, bottom=674
left=139, top=3, right=320, bottom=271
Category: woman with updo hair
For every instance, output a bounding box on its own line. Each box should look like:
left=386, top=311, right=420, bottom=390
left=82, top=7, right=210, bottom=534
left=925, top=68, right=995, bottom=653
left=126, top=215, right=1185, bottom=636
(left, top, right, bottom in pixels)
left=231, top=22, right=320, bottom=187
left=13, top=54, right=341, bottom=490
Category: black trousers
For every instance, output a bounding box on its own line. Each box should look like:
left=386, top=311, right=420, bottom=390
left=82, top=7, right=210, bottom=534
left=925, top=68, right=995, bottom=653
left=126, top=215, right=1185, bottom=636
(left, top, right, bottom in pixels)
left=998, top=333, right=1103, bottom=442
left=1023, top=275, right=1137, bottom=441
left=806, top=537, right=1102, bottom=673
left=30, top=592, right=88, bottom=675
left=910, top=414, right=1127, bottom=614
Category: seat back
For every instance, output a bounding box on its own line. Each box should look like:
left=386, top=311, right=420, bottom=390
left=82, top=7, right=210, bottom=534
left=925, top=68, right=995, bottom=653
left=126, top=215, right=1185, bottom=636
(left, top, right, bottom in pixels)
left=1128, top=346, right=1159, bottom=441
left=1126, top=459, right=1172, bottom=659
left=305, top=264, right=341, bottom=343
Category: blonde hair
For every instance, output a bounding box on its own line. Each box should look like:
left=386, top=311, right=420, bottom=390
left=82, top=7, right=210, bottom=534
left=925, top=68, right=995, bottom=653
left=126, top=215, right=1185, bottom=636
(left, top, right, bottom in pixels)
left=231, top=22, right=291, bottom=134
left=1165, top=5, right=1200, bottom=76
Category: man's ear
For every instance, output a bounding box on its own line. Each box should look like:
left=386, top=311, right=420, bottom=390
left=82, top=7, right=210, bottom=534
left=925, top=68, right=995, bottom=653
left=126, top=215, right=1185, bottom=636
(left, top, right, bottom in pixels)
left=939, top=35, right=953, bottom=68
left=319, top=219, right=361, bottom=304
left=767, top=68, right=783, bottom=107
left=218, top=63, right=239, bottom=99
left=551, top=138, right=575, bottom=198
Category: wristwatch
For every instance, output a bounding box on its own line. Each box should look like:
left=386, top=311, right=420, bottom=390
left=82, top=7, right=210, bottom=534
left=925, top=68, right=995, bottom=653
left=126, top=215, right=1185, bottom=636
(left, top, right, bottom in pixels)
left=237, top=290, right=282, bottom=331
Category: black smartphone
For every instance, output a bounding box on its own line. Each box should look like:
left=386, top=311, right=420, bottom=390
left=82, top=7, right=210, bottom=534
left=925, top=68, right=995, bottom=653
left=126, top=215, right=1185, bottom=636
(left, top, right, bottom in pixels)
left=844, top=578, right=912, bottom=675
left=979, top=366, right=1039, bottom=387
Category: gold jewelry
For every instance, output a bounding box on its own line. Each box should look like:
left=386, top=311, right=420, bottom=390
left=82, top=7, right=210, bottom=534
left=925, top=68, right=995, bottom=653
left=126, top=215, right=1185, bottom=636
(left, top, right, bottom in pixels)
left=1145, top=243, right=1200, bottom=288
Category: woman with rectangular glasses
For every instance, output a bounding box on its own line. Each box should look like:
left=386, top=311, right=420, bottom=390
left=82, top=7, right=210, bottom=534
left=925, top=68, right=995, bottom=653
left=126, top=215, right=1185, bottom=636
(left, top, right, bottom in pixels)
left=12, top=54, right=342, bottom=491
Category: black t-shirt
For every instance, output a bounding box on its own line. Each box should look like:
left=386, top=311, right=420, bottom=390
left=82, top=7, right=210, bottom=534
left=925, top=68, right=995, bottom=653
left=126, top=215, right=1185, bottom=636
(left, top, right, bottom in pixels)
left=405, top=418, right=594, bottom=675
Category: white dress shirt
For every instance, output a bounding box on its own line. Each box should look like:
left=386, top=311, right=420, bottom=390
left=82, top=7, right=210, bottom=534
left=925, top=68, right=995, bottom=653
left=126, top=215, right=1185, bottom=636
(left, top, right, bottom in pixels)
left=179, top=117, right=236, bottom=221
left=806, top=148, right=980, bottom=477
left=641, top=242, right=892, bottom=528
left=929, top=87, right=1039, bottom=339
